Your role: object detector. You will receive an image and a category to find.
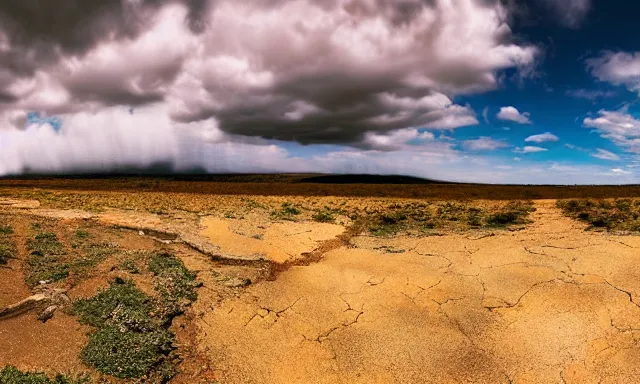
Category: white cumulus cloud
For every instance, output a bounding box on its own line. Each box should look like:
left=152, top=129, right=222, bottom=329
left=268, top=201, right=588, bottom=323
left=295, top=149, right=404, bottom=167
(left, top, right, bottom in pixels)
left=497, top=106, right=532, bottom=124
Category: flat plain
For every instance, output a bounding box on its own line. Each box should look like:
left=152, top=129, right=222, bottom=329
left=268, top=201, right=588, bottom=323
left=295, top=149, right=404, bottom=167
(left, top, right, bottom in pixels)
left=1, top=176, right=639, bottom=383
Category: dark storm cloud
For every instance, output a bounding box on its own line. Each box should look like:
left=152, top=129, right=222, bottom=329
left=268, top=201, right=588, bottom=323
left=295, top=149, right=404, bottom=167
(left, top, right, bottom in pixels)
left=0, top=0, right=208, bottom=55
left=165, top=0, right=537, bottom=145
left=1, top=0, right=538, bottom=150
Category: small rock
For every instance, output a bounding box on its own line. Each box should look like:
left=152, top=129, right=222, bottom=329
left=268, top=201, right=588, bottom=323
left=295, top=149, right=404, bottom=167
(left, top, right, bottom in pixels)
left=223, top=277, right=252, bottom=288
left=38, top=305, right=58, bottom=323
left=139, top=230, right=145, bottom=236
left=38, top=280, right=50, bottom=285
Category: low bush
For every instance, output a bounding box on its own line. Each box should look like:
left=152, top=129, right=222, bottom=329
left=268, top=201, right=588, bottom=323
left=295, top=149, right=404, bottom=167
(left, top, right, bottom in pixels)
left=557, top=199, right=640, bottom=231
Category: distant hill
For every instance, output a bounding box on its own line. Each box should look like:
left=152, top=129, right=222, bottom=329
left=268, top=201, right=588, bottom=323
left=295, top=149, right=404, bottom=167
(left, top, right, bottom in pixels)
left=298, top=174, right=447, bottom=184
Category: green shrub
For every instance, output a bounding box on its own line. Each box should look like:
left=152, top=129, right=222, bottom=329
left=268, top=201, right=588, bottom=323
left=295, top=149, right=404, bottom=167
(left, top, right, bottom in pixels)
left=271, top=202, right=301, bottom=220
left=312, top=211, right=335, bottom=223
left=0, top=366, right=88, bottom=384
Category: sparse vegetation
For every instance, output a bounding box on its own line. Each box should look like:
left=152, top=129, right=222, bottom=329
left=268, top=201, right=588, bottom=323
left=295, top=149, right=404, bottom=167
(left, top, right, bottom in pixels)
left=245, top=199, right=266, bottom=210
left=73, top=279, right=174, bottom=380
left=557, top=198, right=640, bottom=231
left=25, top=224, right=118, bottom=287
left=0, top=244, right=13, bottom=265
left=312, top=206, right=345, bottom=223
left=364, top=200, right=536, bottom=236
left=73, top=252, right=199, bottom=381
left=26, top=230, right=69, bottom=286
left=271, top=202, right=301, bottom=220
left=0, top=222, right=15, bottom=265
left=72, top=242, right=118, bottom=277
left=0, top=366, right=89, bottom=384
left=485, top=201, right=537, bottom=227
left=119, top=259, right=140, bottom=274
left=148, top=252, right=200, bottom=321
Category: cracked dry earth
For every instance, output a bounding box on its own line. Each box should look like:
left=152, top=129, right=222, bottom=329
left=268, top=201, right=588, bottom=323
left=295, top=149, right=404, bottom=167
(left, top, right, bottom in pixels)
left=2, top=197, right=640, bottom=383
left=197, top=200, right=640, bottom=384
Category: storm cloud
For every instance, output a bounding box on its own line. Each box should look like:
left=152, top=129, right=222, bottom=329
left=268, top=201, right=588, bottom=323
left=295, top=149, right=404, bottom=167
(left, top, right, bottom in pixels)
left=0, top=0, right=541, bottom=174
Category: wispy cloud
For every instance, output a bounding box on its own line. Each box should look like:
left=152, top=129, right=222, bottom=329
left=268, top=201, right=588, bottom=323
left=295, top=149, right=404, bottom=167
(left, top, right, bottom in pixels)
left=538, top=0, right=592, bottom=29
left=461, top=137, right=509, bottom=151
left=583, top=109, right=640, bottom=153
left=525, top=132, right=559, bottom=143
left=586, top=51, right=640, bottom=92
left=564, top=143, right=590, bottom=152
left=591, top=148, right=621, bottom=161
left=612, top=168, right=632, bottom=175
left=566, top=89, right=616, bottom=100
left=482, top=107, right=490, bottom=124
left=514, top=146, right=548, bottom=154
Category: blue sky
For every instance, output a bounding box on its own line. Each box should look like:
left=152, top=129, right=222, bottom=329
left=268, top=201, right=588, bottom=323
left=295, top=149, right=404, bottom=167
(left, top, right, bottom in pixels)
left=2, top=0, right=640, bottom=183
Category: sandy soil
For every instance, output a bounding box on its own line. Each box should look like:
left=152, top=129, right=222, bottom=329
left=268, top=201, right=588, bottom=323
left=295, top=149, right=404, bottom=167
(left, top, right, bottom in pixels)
left=200, top=217, right=344, bottom=263
left=195, top=201, right=640, bottom=384
left=1, top=196, right=640, bottom=383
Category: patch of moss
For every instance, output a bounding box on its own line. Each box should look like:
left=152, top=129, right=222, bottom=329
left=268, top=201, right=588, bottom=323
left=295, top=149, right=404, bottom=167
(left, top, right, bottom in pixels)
left=119, top=259, right=140, bottom=274
left=73, top=279, right=154, bottom=329
left=0, top=244, right=13, bottom=265
left=0, top=366, right=89, bottom=384
left=25, top=231, right=68, bottom=286
left=0, top=226, right=13, bottom=235
left=73, top=279, right=173, bottom=380
left=27, top=232, right=65, bottom=257
left=73, top=252, right=199, bottom=381
left=81, top=326, right=174, bottom=379
left=75, top=230, right=90, bottom=240
left=26, top=225, right=117, bottom=286
left=148, top=252, right=199, bottom=321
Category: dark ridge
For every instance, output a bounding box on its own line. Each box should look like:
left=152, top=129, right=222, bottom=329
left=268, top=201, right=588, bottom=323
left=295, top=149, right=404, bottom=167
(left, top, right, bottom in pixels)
left=298, top=174, right=449, bottom=184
